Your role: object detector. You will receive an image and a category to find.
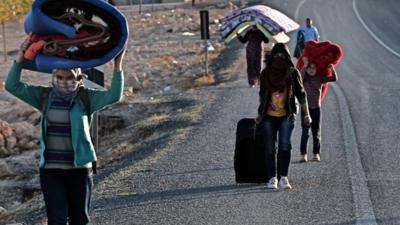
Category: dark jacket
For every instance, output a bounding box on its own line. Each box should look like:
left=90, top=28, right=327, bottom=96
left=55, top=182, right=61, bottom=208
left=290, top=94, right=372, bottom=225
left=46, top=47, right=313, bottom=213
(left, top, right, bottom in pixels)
left=294, top=31, right=305, bottom=58
left=258, top=44, right=308, bottom=118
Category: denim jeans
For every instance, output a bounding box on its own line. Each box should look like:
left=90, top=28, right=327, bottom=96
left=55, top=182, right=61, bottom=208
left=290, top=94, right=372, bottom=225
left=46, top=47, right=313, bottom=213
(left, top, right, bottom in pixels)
left=40, top=168, right=93, bottom=225
left=300, top=107, right=321, bottom=155
left=260, top=115, right=295, bottom=179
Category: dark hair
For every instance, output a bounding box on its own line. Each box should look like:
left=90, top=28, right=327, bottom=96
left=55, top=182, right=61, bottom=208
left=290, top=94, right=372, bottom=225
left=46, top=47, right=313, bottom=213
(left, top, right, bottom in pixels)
left=307, top=62, right=317, bottom=67
left=265, top=43, right=294, bottom=67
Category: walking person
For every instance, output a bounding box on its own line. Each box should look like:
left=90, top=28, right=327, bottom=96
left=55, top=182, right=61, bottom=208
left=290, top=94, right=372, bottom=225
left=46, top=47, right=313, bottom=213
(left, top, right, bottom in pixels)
left=298, top=17, right=320, bottom=43
left=299, top=57, right=338, bottom=162
left=256, top=43, right=311, bottom=189
left=237, top=25, right=269, bottom=87
left=5, top=38, right=125, bottom=225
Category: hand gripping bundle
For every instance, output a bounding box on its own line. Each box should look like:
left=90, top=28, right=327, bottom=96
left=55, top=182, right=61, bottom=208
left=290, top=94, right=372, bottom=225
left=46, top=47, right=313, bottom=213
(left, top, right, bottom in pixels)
left=296, top=40, right=343, bottom=101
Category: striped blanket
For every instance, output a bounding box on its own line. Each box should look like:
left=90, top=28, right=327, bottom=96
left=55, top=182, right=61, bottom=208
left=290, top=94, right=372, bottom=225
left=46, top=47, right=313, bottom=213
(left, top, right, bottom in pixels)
left=219, top=5, right=299, bottom=42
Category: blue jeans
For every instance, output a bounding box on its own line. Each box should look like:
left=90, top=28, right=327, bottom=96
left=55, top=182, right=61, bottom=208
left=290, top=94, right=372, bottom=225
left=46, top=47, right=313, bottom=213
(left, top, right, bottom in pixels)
left=260, top=115, right=295, bottom=179
left=40, top=168, right=93, bottom=225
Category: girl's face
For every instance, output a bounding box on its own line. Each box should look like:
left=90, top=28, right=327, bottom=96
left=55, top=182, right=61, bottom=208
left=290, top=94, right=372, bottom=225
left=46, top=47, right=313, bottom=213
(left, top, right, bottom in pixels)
left=306, top=63, right=317, bottom=76
left=52, top=69, right=81, bottom=94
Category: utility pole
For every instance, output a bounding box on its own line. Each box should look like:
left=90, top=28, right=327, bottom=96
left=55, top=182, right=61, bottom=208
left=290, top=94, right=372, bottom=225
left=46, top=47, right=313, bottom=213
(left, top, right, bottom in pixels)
left=139, top=0, right=143, bottom=14
left=2, top=22, right=7, bottom=62
left=200, top=10, right=210, bottom=75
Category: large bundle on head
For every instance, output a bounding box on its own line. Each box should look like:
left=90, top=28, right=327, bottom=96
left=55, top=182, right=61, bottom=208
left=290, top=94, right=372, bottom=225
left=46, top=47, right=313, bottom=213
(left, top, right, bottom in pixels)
left=296, top=40, right=343, bottom=100
left=296, top=40, right=343, bottom=76
left=219, top=5, right=299, bottom=44
left=23, top=0, right=129, bottom=73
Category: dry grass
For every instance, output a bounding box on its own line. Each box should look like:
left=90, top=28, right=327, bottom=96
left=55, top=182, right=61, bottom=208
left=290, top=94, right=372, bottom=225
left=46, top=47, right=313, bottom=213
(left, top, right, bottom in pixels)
left=194, top=74, right=215, bottom=87
left=181, top=107, right=203, bottom=122
left=0, top=79, right=4, bottom=91
left=145, top=113, right=170, bottom=123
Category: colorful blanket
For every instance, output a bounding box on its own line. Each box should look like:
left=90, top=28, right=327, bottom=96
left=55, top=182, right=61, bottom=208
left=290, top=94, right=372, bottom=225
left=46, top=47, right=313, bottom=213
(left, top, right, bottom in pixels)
left=219, top=5, right=299, bottom=42
left=223, top=22, right=290, bottom=44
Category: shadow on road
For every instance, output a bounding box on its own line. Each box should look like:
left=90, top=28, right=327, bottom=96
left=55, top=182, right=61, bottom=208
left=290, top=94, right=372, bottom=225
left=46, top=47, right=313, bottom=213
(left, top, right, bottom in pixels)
left=92, top=182, right=275, bottom=212
left=146, top=167, right=233, bottom=177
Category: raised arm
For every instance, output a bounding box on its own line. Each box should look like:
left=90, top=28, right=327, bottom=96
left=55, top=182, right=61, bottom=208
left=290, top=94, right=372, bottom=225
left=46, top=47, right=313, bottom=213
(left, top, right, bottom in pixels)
left=300, top=57, right=308, bottom=81
left=5, top=39, right=43, bottom=110
left=87, top=49, right=126, bottom=113
left=262, top=33, right=269, bottom=43
left=237, top=31, right=249, bottom=43
left=322, top=64, right=338, bottom=83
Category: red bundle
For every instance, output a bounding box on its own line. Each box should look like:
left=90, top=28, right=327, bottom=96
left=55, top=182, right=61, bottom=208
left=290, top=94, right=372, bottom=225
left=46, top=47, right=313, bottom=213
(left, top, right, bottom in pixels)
left=296, top=40, right=343, bottom=100
left=24, top=31, right=92, bottom=60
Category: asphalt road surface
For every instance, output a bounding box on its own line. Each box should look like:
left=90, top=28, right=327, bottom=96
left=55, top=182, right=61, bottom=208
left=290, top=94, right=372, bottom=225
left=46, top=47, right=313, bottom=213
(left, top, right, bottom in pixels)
left=89, top=0, right=400, bottom=224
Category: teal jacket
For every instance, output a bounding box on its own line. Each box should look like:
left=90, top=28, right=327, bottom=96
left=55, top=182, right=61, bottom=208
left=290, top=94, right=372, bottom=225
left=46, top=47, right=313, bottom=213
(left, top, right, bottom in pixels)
left=5, top=62, right=124, bottom=168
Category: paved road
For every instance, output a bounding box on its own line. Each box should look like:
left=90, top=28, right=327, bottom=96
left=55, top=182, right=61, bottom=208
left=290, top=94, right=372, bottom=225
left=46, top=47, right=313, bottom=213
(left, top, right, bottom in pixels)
left=90, top=0, right=400, bottom=224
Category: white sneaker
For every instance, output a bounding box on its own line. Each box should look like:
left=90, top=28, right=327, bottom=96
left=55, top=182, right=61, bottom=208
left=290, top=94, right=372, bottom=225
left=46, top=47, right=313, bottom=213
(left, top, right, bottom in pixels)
left=300, top=154, right=308, bottom=162
left=266, top=177, right=278, bottom=189
left=279, top=176, right=292, bottom=189
left=312, top=154, right=321, bottom=161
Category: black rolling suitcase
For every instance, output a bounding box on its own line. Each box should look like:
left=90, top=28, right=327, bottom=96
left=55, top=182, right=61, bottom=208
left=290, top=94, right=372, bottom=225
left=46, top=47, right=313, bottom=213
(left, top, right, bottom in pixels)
left=234, top=118, right=268, bottom=183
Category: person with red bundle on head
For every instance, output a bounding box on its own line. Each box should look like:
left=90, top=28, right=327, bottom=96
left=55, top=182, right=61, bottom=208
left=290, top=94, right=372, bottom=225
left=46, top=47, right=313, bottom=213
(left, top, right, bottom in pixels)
left=299, top=57, right=338, bottom=162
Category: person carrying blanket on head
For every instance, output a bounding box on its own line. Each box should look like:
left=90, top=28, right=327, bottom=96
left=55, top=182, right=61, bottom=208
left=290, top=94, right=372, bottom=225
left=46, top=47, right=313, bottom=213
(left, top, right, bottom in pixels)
left=5, top=37, right=125, bottom=225
left=236, top=25, right=269, bottom=88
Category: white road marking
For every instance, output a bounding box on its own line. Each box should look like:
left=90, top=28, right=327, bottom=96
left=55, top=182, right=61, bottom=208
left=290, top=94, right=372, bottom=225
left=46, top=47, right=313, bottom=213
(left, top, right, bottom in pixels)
left=294, top=0, right=307, bottom=22
left=352, top=0, right=400, bottom=58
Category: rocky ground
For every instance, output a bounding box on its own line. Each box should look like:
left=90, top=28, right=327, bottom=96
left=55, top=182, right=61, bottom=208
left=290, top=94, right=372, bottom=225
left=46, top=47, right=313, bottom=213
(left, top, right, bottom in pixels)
left=0, top=1, right=246, bottom=224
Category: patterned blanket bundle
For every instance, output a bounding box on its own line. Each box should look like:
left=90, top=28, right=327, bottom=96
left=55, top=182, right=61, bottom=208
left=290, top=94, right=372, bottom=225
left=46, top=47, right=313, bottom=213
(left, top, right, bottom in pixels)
left=219, top=5, right=299, bottom=43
